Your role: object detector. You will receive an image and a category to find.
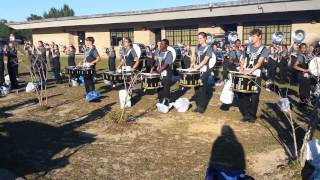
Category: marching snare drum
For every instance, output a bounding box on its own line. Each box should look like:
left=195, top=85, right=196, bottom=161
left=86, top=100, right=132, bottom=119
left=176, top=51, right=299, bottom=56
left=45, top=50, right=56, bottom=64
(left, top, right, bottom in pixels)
left=77, top=66, right=95, bottom=77
left=177, top=68, right=201, bottom=87
left=103, top=71, right=131, bottom=83
left=141, top=73, right=161, bottom=89
left=309, top=57, right=320, bottom=77
left=229, top=71, right=258, bottom=93
left=65, top=66, right=78, bottom=76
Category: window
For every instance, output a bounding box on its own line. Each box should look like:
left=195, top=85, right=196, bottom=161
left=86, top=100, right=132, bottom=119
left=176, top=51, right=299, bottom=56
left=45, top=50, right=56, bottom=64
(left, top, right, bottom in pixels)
left=243, top=21, right=292, bottom=45
left=110, top=28, right=134, bottom=46
left=165, top=26, right=198, bottom=46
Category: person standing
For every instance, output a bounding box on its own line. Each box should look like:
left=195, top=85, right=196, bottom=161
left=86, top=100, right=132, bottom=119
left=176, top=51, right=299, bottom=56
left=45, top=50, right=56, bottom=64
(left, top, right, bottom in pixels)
left=4, top=42, right=19, bottom=89
left=151, top=39, right=174, bottom=106
left=52, top=44, right=62, bottom=84
left=293, top=43, right=311, bottom=108
left=181, top=44, right=192, bottom=69
left=78, top=37, right=101, bottom=94
left=66, top=45, right=76, bottom=66
left=107, top=45, right=116, bottom=71
left=238, top=29, right=269, bottom=123
left=191, top=32, right=213, bottom=113
left=0, top=46, right=5, bottom=86
left=279, top=45, right=289, bottom=84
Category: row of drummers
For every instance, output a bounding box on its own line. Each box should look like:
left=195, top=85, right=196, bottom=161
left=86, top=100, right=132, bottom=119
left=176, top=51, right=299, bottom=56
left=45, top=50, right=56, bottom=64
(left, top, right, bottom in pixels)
left=65, top=34, right=220, bottom=112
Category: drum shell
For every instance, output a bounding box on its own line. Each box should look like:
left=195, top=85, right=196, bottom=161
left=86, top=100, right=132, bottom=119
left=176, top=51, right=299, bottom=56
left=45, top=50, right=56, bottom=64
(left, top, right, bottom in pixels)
left=142, top=74, right=161, bottom=89
left=179, top=71, right=201, bottom=87
left=231, top=73, right=259, bottom=93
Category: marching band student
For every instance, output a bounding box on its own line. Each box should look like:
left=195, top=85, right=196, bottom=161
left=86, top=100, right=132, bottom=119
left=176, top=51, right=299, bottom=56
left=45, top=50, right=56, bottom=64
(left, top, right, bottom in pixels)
left=151, top=39, right=173, bottom=106
left=106, top=45, right=116, bottom=71
left=78, top=37, right=101, bottom=94
left=0, top=46, right=4, bottom=86
left=34, top=41, right=48, bottom=89
left=190, top=32, right=213, bottom=113
left=238, top=29, right=269, bottom=123
left=66, top=45, right=76, bottom=67
left=289, top=43, right=299, bottom=85
left=293, top=43, right=311, bottom=108
left=51, top=44, right=62, bottom=84
left=228, top=39, right=242, bottom=72
left=145, top=45, right=154, bottom=73
left=182, top=44, right=192, bottom=69
left=279, top=45, right=289, bottom=84
left=266, top=45, right=278, bottom=91
left=117, top=37, right=140, bottom=72
left=4, top=42, right=19, bottom=89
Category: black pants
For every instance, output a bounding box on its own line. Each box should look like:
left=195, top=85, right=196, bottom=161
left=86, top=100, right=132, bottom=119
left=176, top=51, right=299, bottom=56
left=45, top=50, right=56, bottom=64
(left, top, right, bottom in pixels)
left=195, top=70, right=210, bottom=110
left=49, top=57, right=54, bottom=71
left=222, top=60, right=229, bottom=80
left=279, top=60, right=288, bottom=83
left=158, top=70, right=171, bottom=103
left=7, top=63, right=18, bottom=88
left=84, top=76, right=95, bottom=93
left=0, top=59, right=4, bottom=85
left=237, top=78, right=261, bottom=119
left=267, top=59, right=277, bottom=82
left=298, top=74, right=311, bottom=102
left=53, top=58, right=61, bottom=81
left=182, top=57, right=191, bottom=69
left=15, top=64, right=19, bottom=78
left=108, top=57, right=116, bottom=71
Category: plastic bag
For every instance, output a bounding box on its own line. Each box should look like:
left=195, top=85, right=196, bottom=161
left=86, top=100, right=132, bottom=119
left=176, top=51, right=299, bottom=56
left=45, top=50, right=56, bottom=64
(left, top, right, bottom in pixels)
left=0, top=86, right=9, bottom=96
left=277, top=98, right=291, bottom=112
left=4, top=75, right=10, bottom=86
left=305, top=140, right=320, bottom=179
left=119, top=89, right=131, bottom=109
left=220, top=80, right=234, bottom=104
left=173, top=98, right=190, bottom=112
left=156, top=103, right=172, bottom=113
left=71, top=79, right=79, bottom=87
left=85, top=91, right=101, bottom=102
left=79, top=76, right=84, bottom=86
left=26, top=82, right=36, bottom=93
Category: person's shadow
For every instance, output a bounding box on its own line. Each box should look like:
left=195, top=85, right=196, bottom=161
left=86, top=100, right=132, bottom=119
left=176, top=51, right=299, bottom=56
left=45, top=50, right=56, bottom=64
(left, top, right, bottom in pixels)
left=205, top=125, right=253, bottom=179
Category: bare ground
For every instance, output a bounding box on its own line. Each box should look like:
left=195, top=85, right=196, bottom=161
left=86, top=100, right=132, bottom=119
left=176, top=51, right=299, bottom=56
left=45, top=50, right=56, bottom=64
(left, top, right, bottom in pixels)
left=0, top=74, right=309, bottom=180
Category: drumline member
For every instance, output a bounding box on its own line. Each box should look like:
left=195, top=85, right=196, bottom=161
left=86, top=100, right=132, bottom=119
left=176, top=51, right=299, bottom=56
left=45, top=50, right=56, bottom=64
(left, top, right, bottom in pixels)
left=145, top=46, right=155, bottom=73
left=0, top=46, right=5, bottom=86
left=151, top=39, right=173, bottom=106
left=289, top=43, right=299, bottom=85
left=51, top=44, right=62, bottom=84
left=238, top=29, right=269, bottom=122
left=66, top=45, right=76, bottom=67
left=106, top=45, right=116, bottom=72
left=293, top=43, right=311, bottom=107
left=278, top=45, right=289, bottom=84
left=78, top=37, right=101, bottom=94
left=33, top=41, right=48, bottom=89
left=47, top=42, right=55, bottom=77
left=4, top=42, right=19, bottom=89
left=117, top=37, right=139, bottom=72
left=228, top=39, right=242, bottom=72
left=182, top=44, right=192, bottom=69
left=191, top=32, right=213, bottom=113
left=266, top=45, right=278, bottom=91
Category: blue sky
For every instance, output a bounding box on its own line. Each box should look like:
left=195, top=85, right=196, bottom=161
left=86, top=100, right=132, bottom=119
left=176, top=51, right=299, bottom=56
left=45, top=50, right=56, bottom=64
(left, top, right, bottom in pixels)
left=0, top=0, right=231, bottom=22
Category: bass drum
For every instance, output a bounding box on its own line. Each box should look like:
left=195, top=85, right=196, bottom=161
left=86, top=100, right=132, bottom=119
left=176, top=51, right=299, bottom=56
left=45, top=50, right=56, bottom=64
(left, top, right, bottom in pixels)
left=167, top=46, right=177, bottom=62
left=309, top=57, right=320, bottom=77
left=133, top=43, right=146, bottom=59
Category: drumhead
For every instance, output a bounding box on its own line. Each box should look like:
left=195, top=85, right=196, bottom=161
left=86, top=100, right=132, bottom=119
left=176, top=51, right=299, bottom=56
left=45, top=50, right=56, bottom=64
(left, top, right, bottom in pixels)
left=141, top=73, right=160, bottom=76
left=309, top=57, right=320, bottom=76
left=177, top=68, right=199, bottom=72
